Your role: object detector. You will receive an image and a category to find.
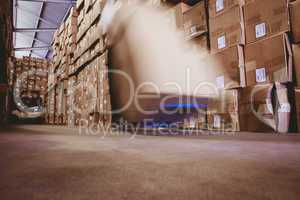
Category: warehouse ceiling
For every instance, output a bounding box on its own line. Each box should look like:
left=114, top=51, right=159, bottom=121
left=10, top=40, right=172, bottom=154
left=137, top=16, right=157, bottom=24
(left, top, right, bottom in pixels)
left=13, top=0, right=76, bottom=59
left=12, top=0, right=200, bottom=59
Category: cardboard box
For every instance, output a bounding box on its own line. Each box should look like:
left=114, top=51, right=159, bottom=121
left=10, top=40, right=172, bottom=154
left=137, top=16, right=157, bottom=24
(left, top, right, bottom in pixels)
left=293, top=44, right=300, bottom=86
left=289, top=0, right=300, bottom=43
left=207, top=112, right=240, bottom=132
left=209, top=5, right=245, bottom=53
left=168, top=3, right=190, bottom=30
left=245, top=33, right=293, bottom=86
left=189, top=34, right=210, bottom=55
left=239, top=84, right=276, bottom=132
left=214, top=45, right=245, bottom=89
left=206, top=89, right=240, bottom=132
left=244, top=0, right=290, bottom=44
left=202, top=45, right=245, bottom=89
left=209, top=0, right=244, bottom=18
left=183, top=1, right=207, bottom=39
left=207, top=89, right=239, bottom=114
left=239, top=83, right=291, bottom=133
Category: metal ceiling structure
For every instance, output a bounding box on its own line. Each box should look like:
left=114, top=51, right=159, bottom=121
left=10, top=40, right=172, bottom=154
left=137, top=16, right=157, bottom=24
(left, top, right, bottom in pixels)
left=13, top=0, right=76, bottom=59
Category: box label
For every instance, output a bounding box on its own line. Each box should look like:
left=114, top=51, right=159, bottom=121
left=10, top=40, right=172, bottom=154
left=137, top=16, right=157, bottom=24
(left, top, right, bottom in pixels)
left=216, top=76, right=225, bottom=89
left=256, top=67, right=267, bottom=83
left=255, top=23, right=266, bottom=39
left=216, top=0, right=224, bottom=12
left=217, top=35, right=226, bottom=49
left=214, top=115, right=221, bottom=128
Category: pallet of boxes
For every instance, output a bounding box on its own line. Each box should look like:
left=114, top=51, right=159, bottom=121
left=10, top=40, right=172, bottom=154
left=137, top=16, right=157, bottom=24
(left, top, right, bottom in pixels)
left=241, top=0, right=298, bottom=133
left=50, top=8, right=79, bottom=125
left=46, top=58, right=56, bottom=124
left=290, top=0, right=300, bottom=132
left=206, top=0, right=299, bottom=133
left=204, top=0, right=246, bottom=132
left=51, top=24, right=67, bottom=125
left=13, top=56, right=49, bottom=120
left=68, top=0, right=111, bottom=128
left=164, top=0, right=300, bottom=133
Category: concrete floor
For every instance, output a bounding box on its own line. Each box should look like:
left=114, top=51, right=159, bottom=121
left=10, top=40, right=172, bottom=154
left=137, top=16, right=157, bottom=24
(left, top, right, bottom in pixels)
left=0, top=125, right=300, bottom=200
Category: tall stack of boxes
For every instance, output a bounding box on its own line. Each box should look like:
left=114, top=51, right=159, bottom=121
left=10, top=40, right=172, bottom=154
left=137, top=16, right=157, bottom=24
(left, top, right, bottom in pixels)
left=0, top=0, right=13, bottom=123
left=241, top=0, right=292, bottom=132
left=69, top=0, right=111, bottom=127
left=13, top=57, right=49, bottom=93
left=164, top=0, right=300, bottom=132
left=205, top=0, right=245, bottom=131
left=49, top=8, right=79, bottom=125
left=12, top=57, right=50, bottom=121
left=290, top=0, right=300, bottom=131
left=47, top=0, right=111, bottom=127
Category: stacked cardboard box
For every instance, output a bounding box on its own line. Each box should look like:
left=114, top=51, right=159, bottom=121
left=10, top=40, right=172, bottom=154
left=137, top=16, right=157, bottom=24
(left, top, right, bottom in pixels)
left=49, top=7, right=79, bottom=125
left=66, top=76, right=77, bottom=126
left=13, top=57, right=49, bottom=93
left=46, top=87, right=56, bottom=124
left=54, top=80, right=68, bottom=125
left=165, top=0, right=298, bottom=132
left=241, top=0, right=293, bottom=132
left=206, top=89, right=240, bottom=132
left=11, top=56, right=50, bottom=122
left=205, top=0, right=245, bottom=131
left=243, top=0, right=291, bottom=86
left=290, top=0, right=300, bottom=131
left=67, top=0, right=111, bottom=127
left=165, top=1, right=209, bottom=51
left=52, top=8, right=78, bottom=81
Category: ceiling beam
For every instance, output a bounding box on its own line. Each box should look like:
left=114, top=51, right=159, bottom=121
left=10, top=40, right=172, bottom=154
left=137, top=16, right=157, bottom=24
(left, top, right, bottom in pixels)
left=14, top=46, right=52, bottom=51
left=14, top=28, right=57, bottom=32
left=18, top=32, right=49, bottom=45
left=18, top=0, right=76, bottom=4
left=30, top=1, right=45, bottom=57
left=17, top=6, right=58, bottom=27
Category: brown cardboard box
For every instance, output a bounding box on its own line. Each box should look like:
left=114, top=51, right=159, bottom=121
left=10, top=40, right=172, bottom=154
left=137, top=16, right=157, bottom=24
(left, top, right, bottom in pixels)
left=209, top=0, right=244, bottom=17
left=206, top=89, right=240, bottom=132
left=207, top=112, right=240, bottom=132
left=189, top=34, right=209, bottom=51
left=239, top=83, right=291, bottom=133
left=244, top=0, right=290, bottom=44
left=183, top=1, right=207, bottom=39
left=289, top=0, right=300, bottom=43
left=245, top=33, right=293, bottom=86
left=209, top=5, right=245, bottom=53
left=169, top=2, right=190, bottom=30
left=293, top=44, right=300, bottom=86
left=239, top=84, right=276, bottom=132
left=207, top=89, right=239, bottom=113
left=214, top=45, right=245, bottom=89
left=203, top=45, right=245, bottom=89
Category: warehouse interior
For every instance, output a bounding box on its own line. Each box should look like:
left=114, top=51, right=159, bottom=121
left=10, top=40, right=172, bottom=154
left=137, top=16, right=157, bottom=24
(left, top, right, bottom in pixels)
left=1, top=0, right=300, bottom=199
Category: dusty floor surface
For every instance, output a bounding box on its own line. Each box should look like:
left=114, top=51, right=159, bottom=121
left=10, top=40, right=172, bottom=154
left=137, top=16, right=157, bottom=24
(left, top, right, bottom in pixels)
left=0, top=125, right=300, bottom=200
